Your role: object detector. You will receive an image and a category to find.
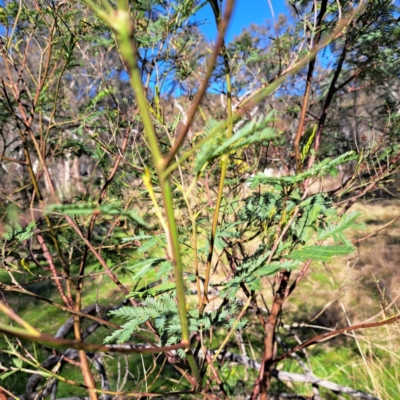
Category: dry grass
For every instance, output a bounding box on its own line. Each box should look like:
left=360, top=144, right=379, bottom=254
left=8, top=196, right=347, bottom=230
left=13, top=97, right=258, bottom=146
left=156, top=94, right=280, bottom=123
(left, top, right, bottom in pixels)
left=281, top=198, right=400, bottom=398
left=284, top=198, right=400, bottom=318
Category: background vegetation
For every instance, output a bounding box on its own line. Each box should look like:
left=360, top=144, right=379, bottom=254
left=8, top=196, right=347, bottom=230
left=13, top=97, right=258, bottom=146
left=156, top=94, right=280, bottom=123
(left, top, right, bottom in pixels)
left=0, top=0, right=399, bottom=399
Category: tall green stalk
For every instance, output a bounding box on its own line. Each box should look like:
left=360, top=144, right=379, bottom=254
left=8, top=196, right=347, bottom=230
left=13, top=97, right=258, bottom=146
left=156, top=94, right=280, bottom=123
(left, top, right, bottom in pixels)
left=82, top=0, right=200, bottom=386
left=202, top=1, right=234, bottom=309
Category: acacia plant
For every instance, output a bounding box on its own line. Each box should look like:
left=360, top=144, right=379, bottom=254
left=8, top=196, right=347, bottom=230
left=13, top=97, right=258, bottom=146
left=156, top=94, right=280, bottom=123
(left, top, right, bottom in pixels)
left=0, top=0, right=399, bottom=399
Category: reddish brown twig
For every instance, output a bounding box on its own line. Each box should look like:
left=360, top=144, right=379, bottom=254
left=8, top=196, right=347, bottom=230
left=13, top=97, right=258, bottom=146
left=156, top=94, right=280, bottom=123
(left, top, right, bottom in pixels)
left=275, top=313, right=400, bottom=364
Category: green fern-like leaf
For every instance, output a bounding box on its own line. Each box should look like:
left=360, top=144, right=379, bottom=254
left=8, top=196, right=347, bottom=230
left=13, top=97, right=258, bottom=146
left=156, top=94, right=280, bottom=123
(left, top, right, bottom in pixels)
left=47, top=203, right=149, bottom=227
left=256, top=260, right=300, bottom=277
left=194, top=119, right=222, bottom=174
left=195, top=113, right=276, bottom=174
left=128, top=258, right=166, bottom=281
left=288, top=244, right=354, bottom=262
left=249, top=151, right=357, bottom=188
left=317, top=211, right=364, bottom=241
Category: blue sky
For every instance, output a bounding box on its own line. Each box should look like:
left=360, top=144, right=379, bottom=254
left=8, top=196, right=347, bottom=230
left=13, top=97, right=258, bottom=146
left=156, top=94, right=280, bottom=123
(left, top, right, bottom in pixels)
left=195, top=0, right=290, bottom=42
left=0, top=1, right=291, bottom=42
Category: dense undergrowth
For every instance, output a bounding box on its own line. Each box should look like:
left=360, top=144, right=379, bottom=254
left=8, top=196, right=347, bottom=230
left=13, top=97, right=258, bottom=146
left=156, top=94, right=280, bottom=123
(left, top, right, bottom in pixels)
left=2, top=198, right=400, bottom=398
left=1, top=0, right=400, bottom=399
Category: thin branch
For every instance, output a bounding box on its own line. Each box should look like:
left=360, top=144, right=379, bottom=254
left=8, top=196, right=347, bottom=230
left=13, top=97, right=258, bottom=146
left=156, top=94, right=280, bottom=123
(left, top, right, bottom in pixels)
left=294, top=0, right=328, bottom=172
left=352, top=215, right=400, bottom=243
left=206, top=350, right=379, bottom=400
left=164, top=0, right=236, bottom=166
left=276, top=313, right=400, bottom=364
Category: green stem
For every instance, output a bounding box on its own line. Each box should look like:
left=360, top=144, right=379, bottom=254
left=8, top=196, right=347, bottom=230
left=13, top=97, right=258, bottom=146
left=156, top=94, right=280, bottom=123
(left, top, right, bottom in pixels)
left=81, top=1, right=200, bottom=386
left=202, top=5, right=234, bottom=308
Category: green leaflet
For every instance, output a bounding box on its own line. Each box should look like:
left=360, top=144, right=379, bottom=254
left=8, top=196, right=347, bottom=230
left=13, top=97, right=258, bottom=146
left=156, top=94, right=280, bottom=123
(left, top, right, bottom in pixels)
left=317, top=211, right=365, bottom=241
left=222, top=255, right=300, bottom=298
left=121, top=233, right=153, bottom=243
left=88, top=87, right=117, bottom=107
left=255, top=260, right=300, bottom=277
left=194, top=119, right=221, bottom=174
left=301, top=124, right=317, bottom=161
left=135, top=235, right=167, bottom=255
left=0, top=370, right=18, bottom=380
left=195, top=113, right=276, bottom=174
left=156, top=261, right=173, bottom=280
left=129, top=282, right=176, bottom=299
left=249, top=150, right=358, bottom=188
left=46, top=203, right=149, bottom=228
left=288, top=245, right=355, bottom=262
left=2, top=221, right=36, bottom=242
left=128, top=258, right=167, bottom=281
left=104, top=294, right=245, bottom=348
